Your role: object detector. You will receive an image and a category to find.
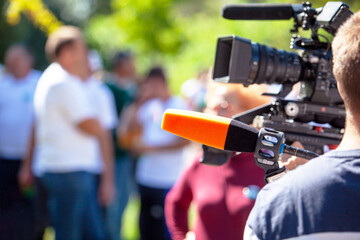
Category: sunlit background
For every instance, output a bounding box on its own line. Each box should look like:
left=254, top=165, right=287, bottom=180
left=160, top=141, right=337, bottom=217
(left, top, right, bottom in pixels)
left=2, top=0, right=359, bottom=92
left=1, top=0, right=359, bottom=239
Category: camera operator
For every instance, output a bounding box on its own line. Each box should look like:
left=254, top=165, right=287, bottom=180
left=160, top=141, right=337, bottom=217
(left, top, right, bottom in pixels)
left=244, top=11, right=360, bottom=240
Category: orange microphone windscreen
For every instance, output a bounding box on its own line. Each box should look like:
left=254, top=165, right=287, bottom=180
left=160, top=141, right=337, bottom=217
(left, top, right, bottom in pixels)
left=162, top=109, right=259, bottom=153
left=162, top=109, right=231, bottom=150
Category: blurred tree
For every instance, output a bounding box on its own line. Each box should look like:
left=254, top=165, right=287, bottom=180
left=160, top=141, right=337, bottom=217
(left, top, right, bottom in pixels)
left=85, top=0, right=186, bottom=70
left=85, top=0, right=360, bottom=92
left=0, top=0, right=111, bottom=69
left=0, top=0, right=49, bottom=69
left=6, top=0, right=63, bottom=34
left=1, top=0, right=360, bottom=91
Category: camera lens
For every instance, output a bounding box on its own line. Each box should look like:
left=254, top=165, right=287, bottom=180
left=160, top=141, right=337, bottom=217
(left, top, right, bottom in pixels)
left=254, top=44, right=302, bottom=85
left=213, top=36, right=308, bottom=86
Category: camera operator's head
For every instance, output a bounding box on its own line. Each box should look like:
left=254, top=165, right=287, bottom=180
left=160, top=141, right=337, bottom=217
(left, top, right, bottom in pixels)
left=45, top=26, right=90, bottom=80
left=332, top=11, right=360, bottom=116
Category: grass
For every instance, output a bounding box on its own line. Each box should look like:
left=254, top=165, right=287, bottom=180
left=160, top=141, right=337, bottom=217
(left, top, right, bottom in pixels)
left=121, top=195, right=140, bottom=240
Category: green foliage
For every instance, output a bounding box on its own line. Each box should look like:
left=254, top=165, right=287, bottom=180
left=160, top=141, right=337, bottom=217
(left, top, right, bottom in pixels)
left=122, top=195, right=140, bottom=239
left=85, top=0, right=360, bottom=92
left=0, top=0, right=49, bottom=69
left=2, top=0, right=360, bottom=90
left=86, top=0, right=185, bottom=71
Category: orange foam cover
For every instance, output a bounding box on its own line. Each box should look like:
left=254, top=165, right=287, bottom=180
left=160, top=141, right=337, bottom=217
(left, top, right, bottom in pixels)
left=162, top=109, right=231, bottom=149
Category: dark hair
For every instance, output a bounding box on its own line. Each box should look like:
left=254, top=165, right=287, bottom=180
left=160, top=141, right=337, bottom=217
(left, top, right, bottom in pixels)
left=332, top=10, right=360, bottom=114
left=113, top=51, right=133, bottom=69
left=145, top=66, right=167, bottom=82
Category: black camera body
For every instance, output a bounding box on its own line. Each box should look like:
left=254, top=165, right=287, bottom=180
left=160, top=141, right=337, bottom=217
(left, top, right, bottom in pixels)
left=212, top=1, right=352, bottom=154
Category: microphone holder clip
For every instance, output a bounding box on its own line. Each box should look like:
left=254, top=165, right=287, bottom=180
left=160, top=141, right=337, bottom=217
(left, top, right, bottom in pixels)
left=254, top=128, right=286, bottom=183
left=200, top=144, right=232, bottom=166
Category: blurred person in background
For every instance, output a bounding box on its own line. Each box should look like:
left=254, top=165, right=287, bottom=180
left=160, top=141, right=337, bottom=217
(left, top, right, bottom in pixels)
left=19, top=26, right=114, bottom=240
left=117, top=81, right=154, bottom=152
left=165, top=83, right=270, bottom=240
left=0, top=44, right=42, bottom=240
left=112, top=51, right=138, bottom=100
left=127, top=66, right=189, bottom=240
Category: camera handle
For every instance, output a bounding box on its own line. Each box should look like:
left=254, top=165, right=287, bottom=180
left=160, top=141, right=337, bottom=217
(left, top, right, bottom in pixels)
left=255, top=128, right=319, bottom=183
left=254, top=128, right=287, bottom=183
left=199, top=128, right=290, bottom=183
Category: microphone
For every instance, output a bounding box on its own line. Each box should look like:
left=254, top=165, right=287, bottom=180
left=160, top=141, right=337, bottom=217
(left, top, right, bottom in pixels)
left=162, top=109, right=258, bottom=153
left=222, top=3, right=303, bottom=20
left=162, top=109, right=319, bottom=160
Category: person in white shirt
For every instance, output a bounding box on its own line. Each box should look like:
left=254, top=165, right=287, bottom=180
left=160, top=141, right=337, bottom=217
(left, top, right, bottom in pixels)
left=0, top=44, right=41, bottom=240
left=19, top=26, right=114, bottom=240
left=128, top=66, right=189, bottom=240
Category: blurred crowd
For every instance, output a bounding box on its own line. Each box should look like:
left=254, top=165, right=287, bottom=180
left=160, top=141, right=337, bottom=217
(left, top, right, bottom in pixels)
left=0, top=25, right=269, bottom=240
left=3, top=9, right=360, bottom=240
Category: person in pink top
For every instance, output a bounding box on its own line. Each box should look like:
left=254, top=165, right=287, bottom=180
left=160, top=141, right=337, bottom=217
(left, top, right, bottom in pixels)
left=165, top=83, right=269, bottom=240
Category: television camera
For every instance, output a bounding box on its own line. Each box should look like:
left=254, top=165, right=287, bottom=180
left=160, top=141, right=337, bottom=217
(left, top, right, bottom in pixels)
left=203, top=1, right=353, bottom=182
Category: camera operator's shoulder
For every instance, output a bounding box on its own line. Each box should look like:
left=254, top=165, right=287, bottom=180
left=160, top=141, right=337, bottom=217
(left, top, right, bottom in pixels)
left=247, top=159, right=330, bottom=239
left=276, top=154, right=332, bottom=189
left=250, top=154, right=332, bottom=210
left=260, top=150, right=354, bottom=204
left=288, top=149, right=360, bottom=179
